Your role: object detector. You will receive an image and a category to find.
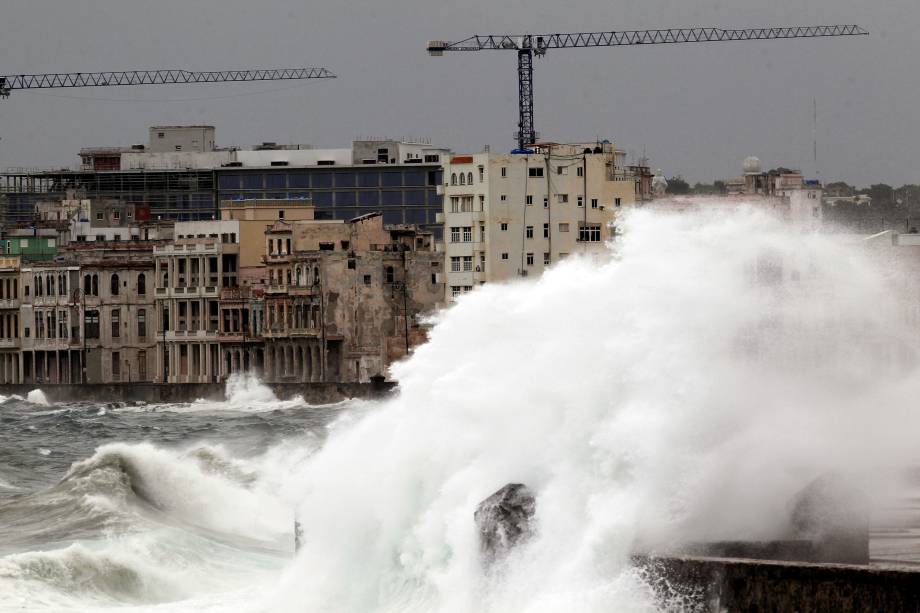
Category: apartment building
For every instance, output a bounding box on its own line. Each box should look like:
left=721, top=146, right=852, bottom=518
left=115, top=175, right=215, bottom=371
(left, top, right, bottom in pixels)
left=154, top=220, right=240, bottom=383
left=261, top=213, right=443, bottom=383
left=20, top=263, right=81, bottom=383
left=0, top=256, right=21, bottom=383
left=441, top=142, right=636, bottom=300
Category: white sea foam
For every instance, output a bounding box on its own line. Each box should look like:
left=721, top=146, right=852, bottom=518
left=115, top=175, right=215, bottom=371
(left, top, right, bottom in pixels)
left=25, top=390, right=50, bottom=406
left=266, top=206, right=920, bottom=612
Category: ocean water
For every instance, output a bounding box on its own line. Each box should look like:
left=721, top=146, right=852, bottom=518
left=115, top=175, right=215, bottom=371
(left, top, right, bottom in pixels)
left=3, top=206, right=920, bottom=612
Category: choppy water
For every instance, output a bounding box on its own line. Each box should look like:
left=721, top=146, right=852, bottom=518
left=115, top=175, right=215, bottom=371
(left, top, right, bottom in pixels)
left=0, top=376, right=366, bottom=612
left=4, top=206, right=920, bottom=612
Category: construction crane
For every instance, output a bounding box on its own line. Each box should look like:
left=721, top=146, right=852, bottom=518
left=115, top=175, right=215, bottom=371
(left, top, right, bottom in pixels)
left=0, top=67, right=336, bottom=99
left=427, top=25, right=868, bottom=150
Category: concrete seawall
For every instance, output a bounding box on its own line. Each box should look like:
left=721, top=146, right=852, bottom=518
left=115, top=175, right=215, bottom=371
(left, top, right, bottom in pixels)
left=0, top=381, right=397, bottom=404
left=635, top=555, right=920, bottom=612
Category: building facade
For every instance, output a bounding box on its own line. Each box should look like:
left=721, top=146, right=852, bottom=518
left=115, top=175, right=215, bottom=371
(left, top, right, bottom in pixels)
left=260, top=214, right=443, bottom=383
left=154, top=221, right=240, bottom=383
left=441, top=142, right=637, bottom=299
left=0, top=256, right=21, bottom=383
left=1, top=128, right=448, bottom=233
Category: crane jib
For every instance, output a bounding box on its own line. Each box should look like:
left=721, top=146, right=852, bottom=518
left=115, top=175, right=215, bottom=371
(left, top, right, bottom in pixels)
left=427, top=24, right=868, bottom=150
left=0, top=68, right=336, bottom=97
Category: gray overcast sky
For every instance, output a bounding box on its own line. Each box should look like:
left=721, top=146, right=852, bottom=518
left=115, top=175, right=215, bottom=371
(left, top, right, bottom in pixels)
left=0, top=0, right=912, bottom=186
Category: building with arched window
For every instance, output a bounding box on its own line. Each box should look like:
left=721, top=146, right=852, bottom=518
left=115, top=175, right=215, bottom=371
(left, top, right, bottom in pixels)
left=259, top=213, right=443, bottom=384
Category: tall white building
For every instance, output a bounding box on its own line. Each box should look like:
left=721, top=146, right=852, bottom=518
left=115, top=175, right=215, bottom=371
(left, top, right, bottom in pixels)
left=441, top=142, right=638, bottom=300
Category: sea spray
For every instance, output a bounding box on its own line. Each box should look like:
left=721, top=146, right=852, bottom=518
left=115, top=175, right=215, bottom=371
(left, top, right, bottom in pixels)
left=273, top=206, right=920, bottom=612
left=26, top=390, right=50, bottom=406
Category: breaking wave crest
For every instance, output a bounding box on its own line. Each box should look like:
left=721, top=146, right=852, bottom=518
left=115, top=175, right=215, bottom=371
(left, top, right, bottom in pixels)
left=270, top=207, right=920, bottom=612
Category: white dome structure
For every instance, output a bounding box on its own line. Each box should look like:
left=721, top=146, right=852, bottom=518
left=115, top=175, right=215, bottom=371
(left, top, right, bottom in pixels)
left=743, top=156, right=762, bottom=175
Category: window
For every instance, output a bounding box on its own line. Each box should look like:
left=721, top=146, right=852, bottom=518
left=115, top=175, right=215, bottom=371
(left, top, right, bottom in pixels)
left=526, top=226, right=534, bottom=239
left=615, top=198, right=622, bottom=207
left=462, top=256, right=473, bottom=272
left=500, top=223, right=508, bottom=231
left=479, top=195, right=485, bottom=211
left=501, top=253, right=509, bottom=260
left=526, top=253, right=534, bottom=266
left=363, top=274, right=372, bottom=285
left=451, top=173, right=457, bottom=186
left=137, top=273, right=146, bottom=295
left=578, top=223, right=602, bottom=242
left=450, top=197, right=459, bottom=213
left=558, top=194, right=569, bottom=204
left=110, top=274, right=120, bottom=296
left=467, top=172, right=473, bottom=185
left=462, top=227, right=472, bottom=242
left=557, top=166, right=565, bottom=175
left=96, top=235, right=106, bottom=242
left=138, top=350, right=146, bottom=380
left=424, top=154, right=440, bottom=163
left=451, top=286, right=462, bottom=298
left=113, top=211, right=120, bottom=221
left=526, top=195, right=533, bottom=205
left=112, top=352, right=121, bottom=379
left=451, top=256, right=461, bottom=272
left=450, top=227, right=461, bottom=242
left=459, top=173, right=466, bottom=185
left=577, top=166, right=584, bottom=177
left=18, top=239, right=27, bottom=249
left=85, top=310, right=99, bottom=339
left=478, top=167, right=484, bottom=182
left=138, top=309, right=147, bottom=337
left=385, top=266, right=395, bottom=284
left=543, top=223, right=549, bottom=238
left=544, top=252, right=551, bottom=265
left=279, top=210, right=285, bottom=219
left=111, top=309, right=120, bottom=338
left=92, top=274, right=98, bottom=296
left=559, top=223, right=570, bottom=232
left=501, top=167, right=507, bottom=177
left=500, top=194, right=507, bottom=202
left=96, top=212, right=104, bottom=221
left=528, top=167, right=544, bottom=178
left=591, top=198, right=599, bottom=209
left=543, top=197, right=548, bottom=208
left=577, top=196, right=584, bottom=207
left=461, top=196, right=474, bottom=212
left=480, top=224, right=485, bottom=242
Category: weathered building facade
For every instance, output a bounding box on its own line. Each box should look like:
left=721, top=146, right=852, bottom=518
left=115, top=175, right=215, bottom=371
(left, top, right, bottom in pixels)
left=154, top=222, right=240, bottom=383
left=441, top=142, right=637, bottom=300
left=260, top=214, right=443, bottom=383
left=0, top=256, right=21, bottom=383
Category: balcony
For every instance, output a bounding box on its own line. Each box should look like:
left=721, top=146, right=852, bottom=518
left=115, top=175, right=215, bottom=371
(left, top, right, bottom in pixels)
left=0, top=338, right=18, bottom=349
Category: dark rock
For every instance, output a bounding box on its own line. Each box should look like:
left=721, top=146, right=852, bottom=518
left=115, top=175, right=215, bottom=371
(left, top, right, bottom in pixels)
left=474, top=483, right=535, bottom=561
left=789, top=472, right=869, bottom=564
